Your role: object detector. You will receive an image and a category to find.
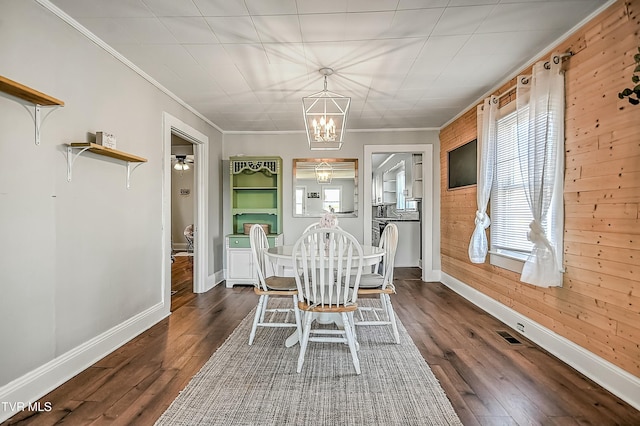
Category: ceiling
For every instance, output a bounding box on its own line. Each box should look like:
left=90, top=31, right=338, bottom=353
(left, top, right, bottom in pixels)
left=49, top=0, right=607, bottom=133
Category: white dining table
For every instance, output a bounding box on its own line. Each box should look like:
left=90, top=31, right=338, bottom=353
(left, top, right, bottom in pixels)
left=265, top=244, right=385, bottom=347
left=265, top=244, right=385, bottom=274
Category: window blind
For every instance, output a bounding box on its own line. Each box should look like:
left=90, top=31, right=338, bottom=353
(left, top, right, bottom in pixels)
left=491, top=109, right=533, bottom=256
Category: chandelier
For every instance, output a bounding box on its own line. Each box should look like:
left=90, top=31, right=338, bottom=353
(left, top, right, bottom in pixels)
left=302, top=68, right=350, bottom=150
left=315, top=161, right=333, bottom=184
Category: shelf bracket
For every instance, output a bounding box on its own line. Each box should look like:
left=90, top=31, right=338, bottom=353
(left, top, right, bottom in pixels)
left=35, top=105, right=40, bottom=145
left=66, top=145, right=91, bottom=182
left=66, top=143, right=147, bottom=188
left=126, top=162, right=144, bottom=190
left=29, top=104, right=60, bottom=146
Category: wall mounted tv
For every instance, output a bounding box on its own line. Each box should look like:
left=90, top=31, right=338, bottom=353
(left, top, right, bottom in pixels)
left=447, top=139, right=477, bottom=190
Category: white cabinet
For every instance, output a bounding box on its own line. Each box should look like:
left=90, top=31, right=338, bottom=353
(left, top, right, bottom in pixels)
left=409, top=154, right=423, bottom=199
left=227, top=248, right=255, bottom=287
left=372, top=173, right=382, bottom=205
left=382, top=177, right=397, bottom=204
left=393, top=221, right=420, bottom=267
left=225, top=234, right=283, bottom=288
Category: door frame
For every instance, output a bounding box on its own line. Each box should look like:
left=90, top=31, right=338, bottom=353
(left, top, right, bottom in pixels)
left=162, top=112, right=209, bottom=303
left=363, top=144, right=436, bottom=281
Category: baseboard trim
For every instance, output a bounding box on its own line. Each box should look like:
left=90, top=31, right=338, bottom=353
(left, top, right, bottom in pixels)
left=205, top=270, right=225, bottom=292
left=422, top=269, right=441, bottom=282
left=172, top=243, right=188, bottom=252
left=0, top=302, right=169, bottom=422
left=440, top=272, right=640, bottom=411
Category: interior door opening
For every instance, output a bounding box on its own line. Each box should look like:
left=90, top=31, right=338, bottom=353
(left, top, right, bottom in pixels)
left=171, top=134, right=195, bottom=298
left=364, top=144, right=436, bottom=282
left=162, top=112, right=209, bottom=306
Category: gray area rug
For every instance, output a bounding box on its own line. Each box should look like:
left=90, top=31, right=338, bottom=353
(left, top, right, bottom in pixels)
left=156, top=299, right=462, bottom=425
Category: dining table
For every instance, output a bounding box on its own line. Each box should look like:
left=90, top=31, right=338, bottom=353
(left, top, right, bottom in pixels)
left=265, top=244, right=385, bottom=275
left=265, top=243, right=385, bottom=347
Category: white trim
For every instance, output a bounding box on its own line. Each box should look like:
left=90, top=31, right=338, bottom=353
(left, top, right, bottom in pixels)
left=489, top=251, right=525, bottom=274
left=173, top=243, right=190, bottom=251
left=36, top=0, right=439, bottom=137
left=0, top=303, right=168, bottom=423
left=225, top=127, right=440, bottom=135
left=207, top=270, right=225, bottom=291
left=364, top=144, right=436, bottom=282
left=440, top=272, right=640, bottom=411
left=36, top=0, right=613, bottom=137
left=35, top=0, right=222, bottom=134
left=163, top=113, right=209, bottom=295
left=440, top=0, right=617, bottom=130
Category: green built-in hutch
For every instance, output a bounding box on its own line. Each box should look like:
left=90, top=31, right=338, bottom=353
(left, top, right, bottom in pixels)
left=225, top=156, right=283, bottom=287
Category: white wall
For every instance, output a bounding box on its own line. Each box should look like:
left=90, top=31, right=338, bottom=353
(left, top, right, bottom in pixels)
left=222, top=131, right=441, bottom=271
left=0, top=0, right=222, bottom=417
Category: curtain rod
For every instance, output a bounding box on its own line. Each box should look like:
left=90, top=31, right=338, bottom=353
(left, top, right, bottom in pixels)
left=496, top=52, right=573, bottom=99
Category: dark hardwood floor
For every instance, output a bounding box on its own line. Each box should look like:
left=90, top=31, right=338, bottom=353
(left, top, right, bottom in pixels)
left=4, top=258, right=639, bottom=425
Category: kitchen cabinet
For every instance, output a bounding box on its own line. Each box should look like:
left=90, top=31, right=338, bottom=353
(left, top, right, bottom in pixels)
left=391, top=221, right=420, bottom=267
left=408, top=154, right=423, bottom=199
left=372, top=173, right=383, bottom=205
left=372, top=152, right=422, bottom=205
left=382, top=177, right=397, bottom=204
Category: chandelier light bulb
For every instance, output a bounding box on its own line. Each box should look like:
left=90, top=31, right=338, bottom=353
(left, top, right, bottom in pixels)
left=174, top=160, right=190, bottom=171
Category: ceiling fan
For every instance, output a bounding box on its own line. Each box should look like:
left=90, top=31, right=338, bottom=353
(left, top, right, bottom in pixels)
left=173, top=155, right=194, bottom=171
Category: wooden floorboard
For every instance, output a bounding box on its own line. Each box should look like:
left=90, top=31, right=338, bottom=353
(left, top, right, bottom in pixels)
left=3, top=260, right=639, bottom=425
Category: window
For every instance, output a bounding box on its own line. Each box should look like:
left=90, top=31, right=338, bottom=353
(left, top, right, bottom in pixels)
left=295, top=187, right=306, bottom=215
left=490, top=103, right=559, bottom=271
left=475, top=62, right=564, bottom=286
left=322, top=187, right=341, bottom=213
left=491, top=106, right=532, bottom=263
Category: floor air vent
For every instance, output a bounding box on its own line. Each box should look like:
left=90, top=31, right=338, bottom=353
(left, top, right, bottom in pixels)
left=497, top=330, right=522, bottom=345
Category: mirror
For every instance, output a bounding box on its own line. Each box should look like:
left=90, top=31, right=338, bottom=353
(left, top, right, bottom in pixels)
left=293, top=158, right=358, bottom=217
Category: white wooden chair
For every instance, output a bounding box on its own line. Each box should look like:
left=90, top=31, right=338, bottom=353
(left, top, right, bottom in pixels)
left=292, top=227, right=364, bottom=374
left=248, top=224, right=302, bottom=345
left=354, top=223, right=400, bottom=344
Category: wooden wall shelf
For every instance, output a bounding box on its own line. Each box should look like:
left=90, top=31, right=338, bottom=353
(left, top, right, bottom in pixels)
left=69, top=143, right=147, bottom=163
left=67, top=143, right=147, bottom=189
left=0, top=75, right=64, bottom=106
left=0, top=75, right=65, bottom=145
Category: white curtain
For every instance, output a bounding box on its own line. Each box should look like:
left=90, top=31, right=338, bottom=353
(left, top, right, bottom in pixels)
left=468, top=95, right=498, bottom=263
left=515, top=57, right=565, bottom=287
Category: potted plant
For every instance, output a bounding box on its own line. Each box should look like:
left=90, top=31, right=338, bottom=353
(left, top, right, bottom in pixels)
left=618, top=47, right=640, bottom=105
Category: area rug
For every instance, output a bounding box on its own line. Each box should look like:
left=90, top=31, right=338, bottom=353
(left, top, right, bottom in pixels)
left=155, top=300, right=462, bottom=425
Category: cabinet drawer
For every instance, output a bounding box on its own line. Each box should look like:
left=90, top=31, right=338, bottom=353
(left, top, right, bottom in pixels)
left=226, top=234, right=282, bottom=249
left=228, top=237, right=251, bottom=248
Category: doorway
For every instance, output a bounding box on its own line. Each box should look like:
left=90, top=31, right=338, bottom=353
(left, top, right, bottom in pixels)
left=170, top=135, right=195, bottom=299
left=162, top=113, right=209, bottom=309
left=364, top=144, right=436, bottom=282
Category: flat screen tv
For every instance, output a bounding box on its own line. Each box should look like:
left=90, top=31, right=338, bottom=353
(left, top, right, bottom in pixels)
left=447, top=139, right=477, bottom=190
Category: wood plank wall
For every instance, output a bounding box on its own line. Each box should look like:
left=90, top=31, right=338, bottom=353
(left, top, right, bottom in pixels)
left=439, top=0, right=640, bottom=377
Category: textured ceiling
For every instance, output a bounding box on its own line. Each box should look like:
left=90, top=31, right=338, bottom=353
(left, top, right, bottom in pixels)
left=49, top=0, right=608, bottom=132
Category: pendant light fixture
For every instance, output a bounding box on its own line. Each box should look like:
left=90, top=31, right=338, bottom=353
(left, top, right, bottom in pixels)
left=315, top=161, right=333, bottom=184
left=174, top=155, right=190, bottom=171
left=302, top=68, right=350, bottom=150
